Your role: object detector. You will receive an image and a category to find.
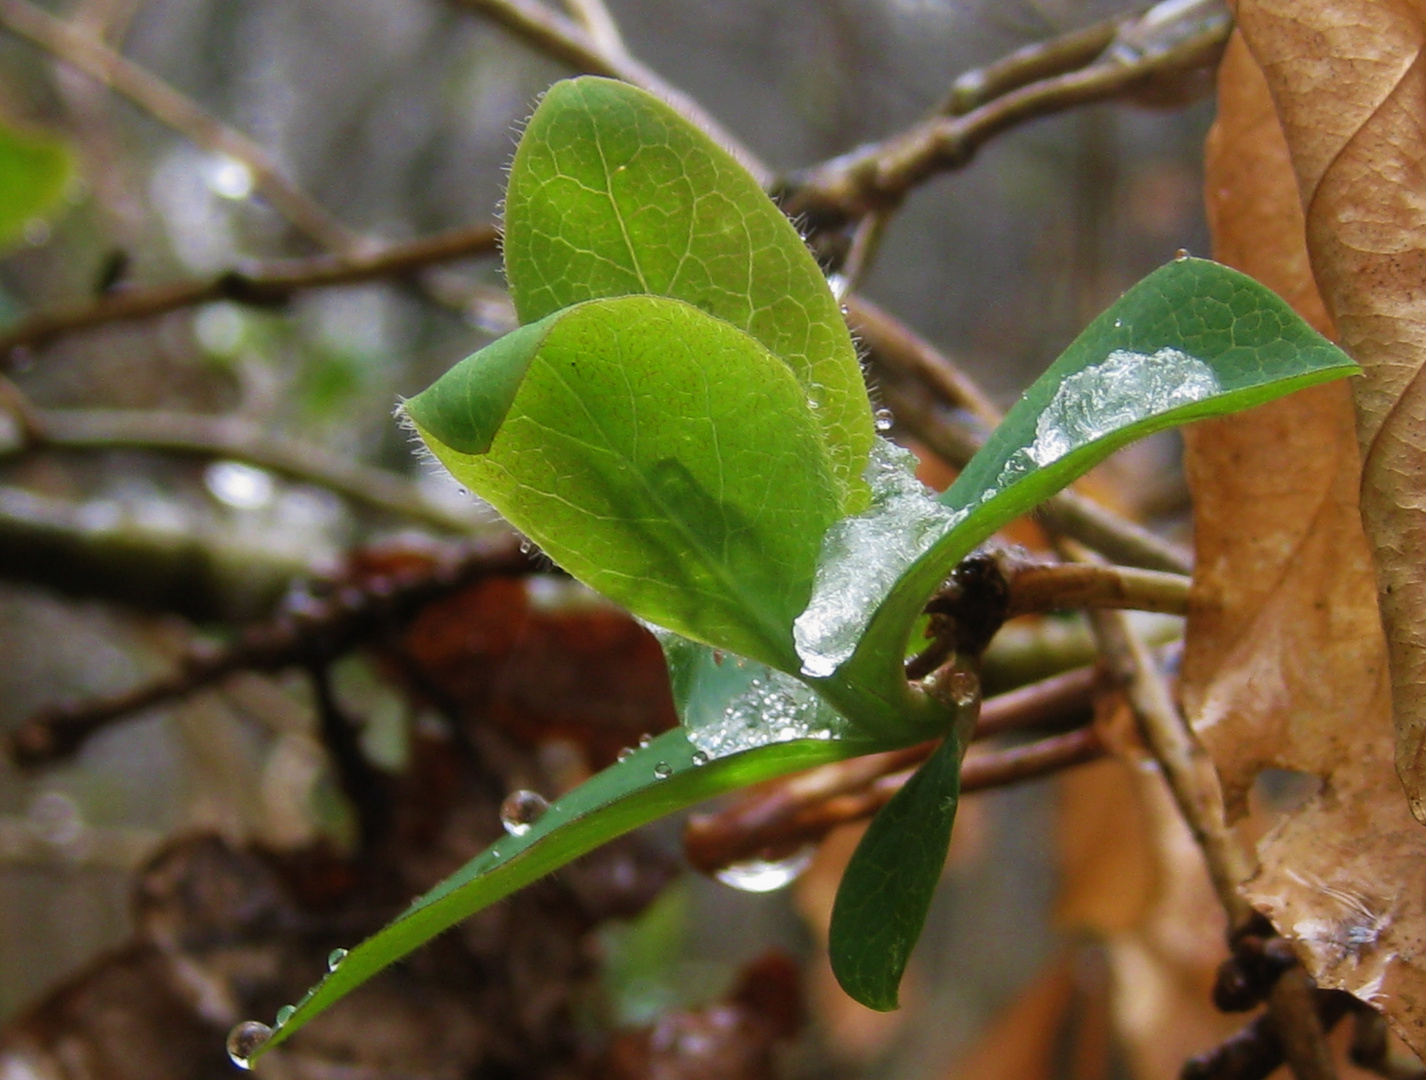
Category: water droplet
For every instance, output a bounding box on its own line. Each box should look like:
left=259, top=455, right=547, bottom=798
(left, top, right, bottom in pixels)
left=690, top=751, right=709, bottom=767
left=499, top=789, right=549, bottom=836
left=1113, top=318, right=1123, bottom=328
left=947, top=670, right=979, bottom=707
left=807, top=397, right=821, bottom=410
left=227, top=1021, right=272, bottom=1069
left=653, top=761, right=673, bottom=780
left=275, top=1005, right=295, bottom=1027
left=638, top=733, right=654, bottom=748
left=874, top=408, right=894, bottom=432
left=714, top=847, right=815, bottom=893
left=1175, top=247, right=1190, bottom=261
left=617, top=746, right=635, bottom=762
left=327, top=948, right=348, bottom=971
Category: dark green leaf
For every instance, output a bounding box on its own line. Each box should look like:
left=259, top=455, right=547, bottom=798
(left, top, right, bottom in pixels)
left=0, top=121, right=71, bottom=250
left=828, top=733, right=963, bottom=1010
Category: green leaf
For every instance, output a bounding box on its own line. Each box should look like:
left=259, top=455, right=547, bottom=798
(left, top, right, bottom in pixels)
left=503, top=76, right=872, bottom=507
left=0, top=121, right=71, bottom=250
left=404, top=294, right=842, bottom=671
left=828, top=732, right=962, bottom=1010
left=817, top=258, right=1359, bottom=703
left=245, top=729, right=869, bottom=1064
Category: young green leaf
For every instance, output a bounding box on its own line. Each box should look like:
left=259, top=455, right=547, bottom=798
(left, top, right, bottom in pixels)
left=828, top=732, right=963, bottom=1010
left=504, top=76, right=873, bottom=506
left=818, top=258, right=1360, bottom=703
left=0, top=121, right=71, bottom=250
left=404, top=294, right=841, bottom=671
left=241, top=728, right=870, bottom=1065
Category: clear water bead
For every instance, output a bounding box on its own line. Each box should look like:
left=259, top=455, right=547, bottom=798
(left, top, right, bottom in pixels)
left=714, top=847, right=815, bottom=893
left=638, top=733, right=654, bottom=748
left=874, top=408, right=894, bottom=432
left=946, top=670, right=979, bottom=707
left=327, top=948, right=348, bottom=972
left=617, top=747, right=635, bottom=762
left=499, top=789, right=549, bottom=836
left=226, top=1021, right=273, bottom=1070
left=690, top=751, right=709, bottom=767
left=275, top=1005, right=295, bottom=1027
left=653, top=761, right=673, bottom=780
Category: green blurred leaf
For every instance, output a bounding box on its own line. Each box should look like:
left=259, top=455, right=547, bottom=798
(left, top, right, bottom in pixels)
left=829, top=732, right=962, bottom=1011
left=247, top=728, right=867, bottom=1062
left=0, top=121, right=70, bottom=250
left=404, top=294, right=842, bottom=671
left=504, top=76, right=872, bottom=507
left=826, top=258, right=1360, bottom=701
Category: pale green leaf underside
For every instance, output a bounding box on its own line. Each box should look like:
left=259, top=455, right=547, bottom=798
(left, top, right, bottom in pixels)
left=248, top=730, right=867, bottom=1063
left=405, top=294, right=842, bottom=671
left=840, top=257, right=1360, bottom=701
left=504, top=76, right=872, bottom=507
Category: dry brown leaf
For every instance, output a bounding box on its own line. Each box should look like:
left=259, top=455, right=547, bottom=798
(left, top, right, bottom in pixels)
left=1183, top=25, right=1426, bottom=1059
left=1234, top=0, right=1426, bottom=821
left=1184, top=30, right=1385, bottom=816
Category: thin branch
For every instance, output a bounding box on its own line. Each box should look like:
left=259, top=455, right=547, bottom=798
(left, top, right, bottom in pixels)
left=1088, top=607, right=1338, bottom=1080
left=0, top=223, right=499, bottom=360
left=5, top=537, right=531, bottom=768
left=942, top=17, right=1119, bottom=115
left=1183, top=992, right=1354, bottom=1080
left=0, top=0, right=362, bottom=253
left=3, top=406, right=482, bottom=533
left=445, top=0, right=771, bottom=186
left=1003, top=559, right=1190, bottom=617
left=559, top=0, right=626, bottom=58
left=784, top=0, right=1231, bottom=222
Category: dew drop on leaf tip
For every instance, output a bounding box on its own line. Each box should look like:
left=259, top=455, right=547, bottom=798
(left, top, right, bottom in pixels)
left=327, top=947, right=348, bottom=971
left=226, top=1021, right=272, bottom=1070
left=714, top=847, right=814, bottom=893
left=499, top=789, right=549, bottom=836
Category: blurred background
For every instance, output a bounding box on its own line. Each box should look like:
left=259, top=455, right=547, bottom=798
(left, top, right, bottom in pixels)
left=0, top=1, right=1221, bottom=1078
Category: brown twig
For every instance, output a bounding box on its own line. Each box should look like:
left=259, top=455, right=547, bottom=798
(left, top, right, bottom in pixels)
left=683, top=663, right=1100, bottom=873
left=0, top=223, right=498, bottom=360
left=3, top=405, right=483, bottom=532
left=1182, top=991, right=1354, bottom=1080
left=0, top=0, right=362, bottom=253
left=445, top=0, right=771, bottom=186
left=559, top=0, right=626, bottom=58
left=784, top=0, right=1231, bottom=222
left=4, top=537, right=532, bottom=768
left=1003, top=558, right=1190, bottom=617
left=943, top=17, right=1119, bottom=115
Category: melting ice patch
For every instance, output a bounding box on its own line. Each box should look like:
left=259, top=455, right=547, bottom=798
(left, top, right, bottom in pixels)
left=686, top=667, right=846, bottom=759
left=993, top=347, right=1220, bottom=493
left=793, top=438, right=967, bottom=679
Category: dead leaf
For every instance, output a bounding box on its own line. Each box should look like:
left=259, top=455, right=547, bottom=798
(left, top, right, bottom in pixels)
left=1182, top=24, right=1426, bottom=1060
left=1234, top=0, right=1426, bottom=822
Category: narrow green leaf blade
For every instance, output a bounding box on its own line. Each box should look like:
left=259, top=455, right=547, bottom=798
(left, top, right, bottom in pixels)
left=247, top=730, right=866, bottom=1062
left=829, top=733, right=962, bottom=1010
left=0, top=122, right=71, bottom=250
left=504, top=76, right=872, bottom=505
left=406, top=294, right=841, bottom=671
left=828, top=258, right=1360, bottom=701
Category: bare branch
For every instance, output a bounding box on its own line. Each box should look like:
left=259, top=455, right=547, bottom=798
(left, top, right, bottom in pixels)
left=3, top=406, right=482, bottom=533
left=0, top=224, right=498, bottom=361
left=0, top=0, right=363, bottom=253
left=559, top=0, right=626, bottom=58
left=445, top=0, right=772, bottom=186
left=786, top=0, right=1231, bottom=222
left=5, top=537, right=531, bottom=768
left=1003, top=559, right=1190, bottom=617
